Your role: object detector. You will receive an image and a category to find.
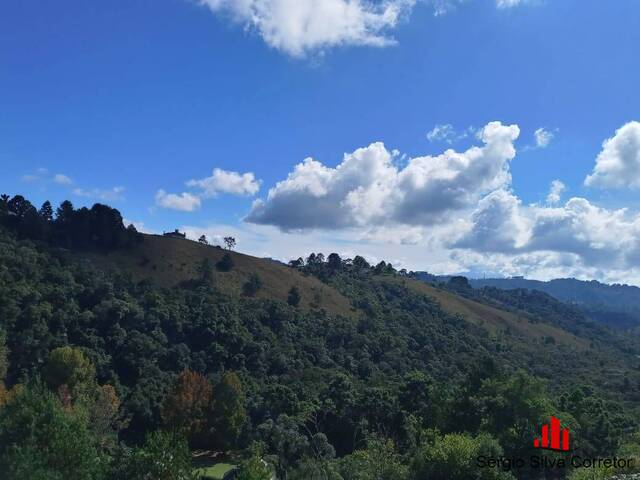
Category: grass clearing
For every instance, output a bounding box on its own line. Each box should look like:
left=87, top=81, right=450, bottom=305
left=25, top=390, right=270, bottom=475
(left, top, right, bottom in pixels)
left=196, top=462, right=237, bottom=480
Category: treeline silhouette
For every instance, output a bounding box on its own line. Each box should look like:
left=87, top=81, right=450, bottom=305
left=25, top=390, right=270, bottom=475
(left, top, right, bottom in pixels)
left=0, top=194, right=141, bottom=250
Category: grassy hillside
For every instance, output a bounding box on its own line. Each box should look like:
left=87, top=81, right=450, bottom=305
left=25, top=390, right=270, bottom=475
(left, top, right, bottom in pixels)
left=391, top=277, right=588, bottom=350
left=84, top=234, right=589, bottom=351
left=82, top=234, right=355, bottom=317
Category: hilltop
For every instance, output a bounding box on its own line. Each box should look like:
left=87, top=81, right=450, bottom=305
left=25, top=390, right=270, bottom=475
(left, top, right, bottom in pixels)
left=82, top=233, right=355, bottom=317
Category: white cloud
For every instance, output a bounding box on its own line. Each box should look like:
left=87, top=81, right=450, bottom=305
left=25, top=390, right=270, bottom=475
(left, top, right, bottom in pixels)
left=73, top=186, right=126, bottom=202
left=429, top=0, right=463, bottom=16
left=534, top=127, right=554, bottom=148
left=584, top=121, right=640, bottom=189
left=123, top=218, right=155, bottom=234
left=454, top=189, right=530, bottom=252
left=427, top=124, right=475, bottom=144
left=196, top=0, right=414, bottom=57
left=237, top=120, right=640, bottom=284
left=21, top=169, right=73, bottom=185
left=246, top=121, right=520, bottom=230
left=53, top=174, right=73, bottom=185
left=187, top=168, right=261, bottom=197
left=155, top=190, right=202, bottom=212
left=454, top=191, right=640, bottom=281
left=426, top=124, right=456, bottom=143
left=546, top=179, right=565, bottom=204
left=496, top=0, right=528, bottom=8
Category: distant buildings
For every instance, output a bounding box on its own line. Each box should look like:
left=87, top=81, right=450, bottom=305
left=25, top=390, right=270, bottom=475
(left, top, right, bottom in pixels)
left=163, top=229, right=186, bottom=239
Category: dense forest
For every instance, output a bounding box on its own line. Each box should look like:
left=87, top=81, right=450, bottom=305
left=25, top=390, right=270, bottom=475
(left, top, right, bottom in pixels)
left=1, top=194, right=640, bottom=479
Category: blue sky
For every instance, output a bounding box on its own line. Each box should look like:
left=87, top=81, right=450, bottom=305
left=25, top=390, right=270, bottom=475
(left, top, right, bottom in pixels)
left=2, top=0, right=640, bottom=283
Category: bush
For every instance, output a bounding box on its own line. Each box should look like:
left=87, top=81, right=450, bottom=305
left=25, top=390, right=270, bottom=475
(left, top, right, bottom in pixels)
left=243, top=273, right=263, bottom=297
left=216, top=253, right=234, bottom=272
left=287, top=286, right=301, bottom=307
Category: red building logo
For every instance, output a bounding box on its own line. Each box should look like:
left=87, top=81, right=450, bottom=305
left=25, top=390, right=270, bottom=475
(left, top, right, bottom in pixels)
left=533, top=416, right=570, bottom=452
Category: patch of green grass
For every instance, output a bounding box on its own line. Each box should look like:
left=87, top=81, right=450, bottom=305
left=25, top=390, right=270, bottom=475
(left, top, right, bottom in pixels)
left=197, top=462, right=237, bottom=480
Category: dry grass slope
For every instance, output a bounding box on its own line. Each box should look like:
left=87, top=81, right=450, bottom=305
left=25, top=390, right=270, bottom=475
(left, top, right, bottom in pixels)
left=82, top=234, right=355, bottom=317
left=83, top=234, right=586, bottom=349
left=393, top=277, right=588, bottom=350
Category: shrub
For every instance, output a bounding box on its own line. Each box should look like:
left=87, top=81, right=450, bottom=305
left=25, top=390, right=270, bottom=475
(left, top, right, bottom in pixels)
left=217, top=253, right=234, bottom=272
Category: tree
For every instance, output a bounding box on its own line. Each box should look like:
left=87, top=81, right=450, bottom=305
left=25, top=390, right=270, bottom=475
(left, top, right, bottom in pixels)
left=198, top=234, right=208, bottom=245
left=0, top=332, right=10, bottom=408
left=338, top=438, right=408, bottom=480
left=352, top=255, right=370, bottom=270
left=224, top=236, right=236, bottom=250
left=258, top=415, right=310, bottom=478
left=236, top=446, right=273, bottom=480
left=373, top=261, right=387, bottom=275
left=0, top=383, right=106, bottom=480
left=116, top=430, right=197, bottom=480
left=288, top=286, right=301, bottom=307
left=243, top=273, right=263, bottom=297
left=216, top=253, right=235, bottom=272
left=39, top=201, right=54, bottom=222
left=161, top=370, right=214, bottom=447
left=0, top=194, right=9, bottom=219
left=288, top=257, right=304, bottom=268
left=0, top=332, right=7, bottom=385
left=55, top=200, right=75, bottom=222
left=327, top=253, right=342, bottom=272
left=42, top=346, right=96, bottom=395
left=213, top=371, right=247, bottom=449
left=448, top=276, right=471, bottom=292
left=471, top=370, right=549, bottom=459
left=91, top=384, right=125, bottom=453
left=410, top=431, right=513, bottom=480
left=198, top=258, right=214, bottom=283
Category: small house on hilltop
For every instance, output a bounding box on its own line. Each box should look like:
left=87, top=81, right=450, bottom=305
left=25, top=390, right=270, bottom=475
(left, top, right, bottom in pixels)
left=163, top=229, right=186, bottom=239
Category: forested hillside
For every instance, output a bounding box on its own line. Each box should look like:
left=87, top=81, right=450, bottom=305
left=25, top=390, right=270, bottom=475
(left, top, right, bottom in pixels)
left=1, top=194, right=640, bottom=479
left=467, top=277, right=640, bottom=331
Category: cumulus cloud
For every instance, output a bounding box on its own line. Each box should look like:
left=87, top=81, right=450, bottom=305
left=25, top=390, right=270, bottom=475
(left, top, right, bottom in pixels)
left=454, top=189, right=530, bottom=252
left=546, top=179, right=565, bottom=204
left=187, top=168, right=261, bottom=197
left=584, top=121, right=640, bottom=189
left=155, top=190, right=202, bottom=212
left=246, top=121, right=520, bottom=230
left=155, top=168, right=260, bottom=212
left=73, top=186, right=126, bottom=202
left=455, top=191, right=640, bottom=278
left=197, top=0, right=414, bottom=57
left=242, top=120, right=640, bottom=284
left=534, top=127, right=554, bottom=148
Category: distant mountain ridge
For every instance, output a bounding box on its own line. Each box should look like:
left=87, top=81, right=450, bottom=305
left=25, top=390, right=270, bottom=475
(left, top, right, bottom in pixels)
left=415, top=274, right=640, bottom=331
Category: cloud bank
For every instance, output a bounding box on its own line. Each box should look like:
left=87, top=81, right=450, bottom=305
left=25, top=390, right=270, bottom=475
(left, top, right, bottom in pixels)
left=244, top=120, right=640, bottom=284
